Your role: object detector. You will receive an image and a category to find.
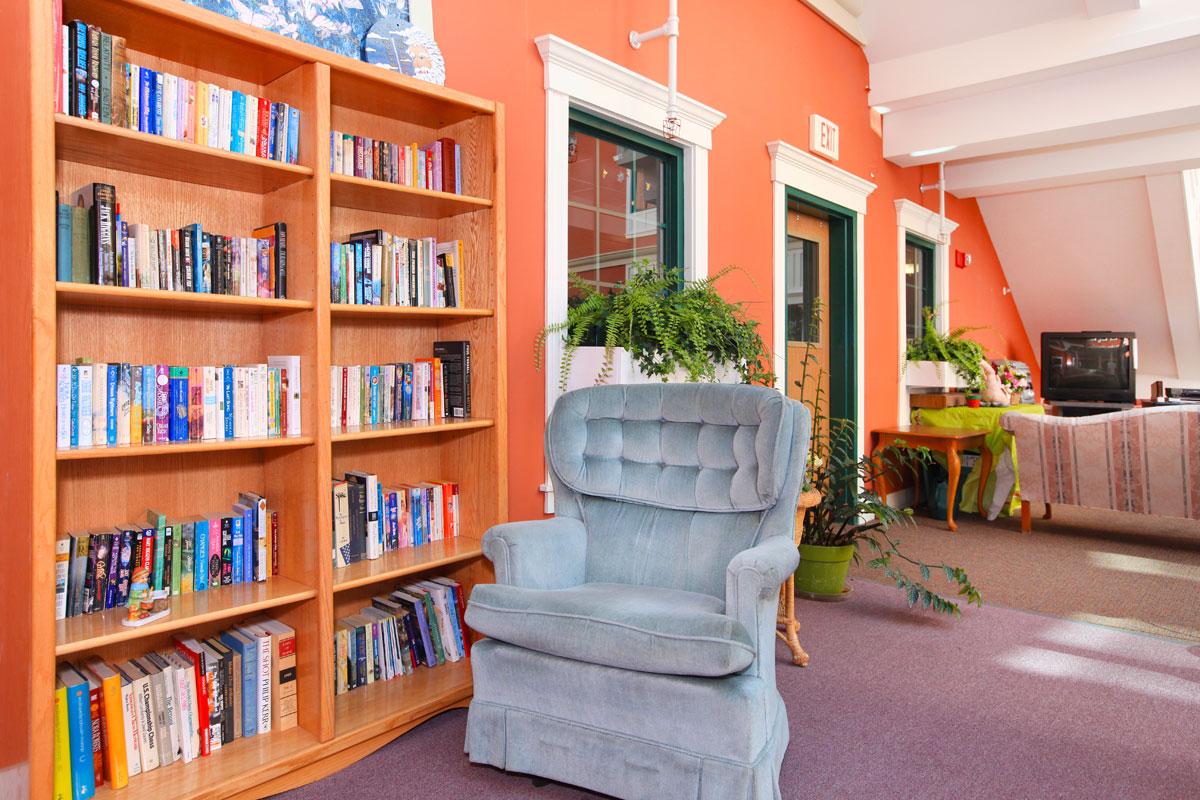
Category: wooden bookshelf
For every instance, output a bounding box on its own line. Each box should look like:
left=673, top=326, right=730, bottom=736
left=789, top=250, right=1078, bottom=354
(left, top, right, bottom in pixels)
left=11, top=1, right=507, bottom=796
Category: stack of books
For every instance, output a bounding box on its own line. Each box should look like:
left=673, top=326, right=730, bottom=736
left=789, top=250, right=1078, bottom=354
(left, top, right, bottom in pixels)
left=55, top=356, right=302, bottom=450
left=331, top=472, right=460, bottom=567
left=329, top=231, right=462, bottom=308
left=54, top=617, right=296, bottom=797
left=329, top=130, right=461, bottom=193
left=55, top=494, right=280, bottom=622
left=54, top=19, right=302, bottom=164
left=57, top=183, right=288, bottom=296
left=333, top=577, right=468, bottom=696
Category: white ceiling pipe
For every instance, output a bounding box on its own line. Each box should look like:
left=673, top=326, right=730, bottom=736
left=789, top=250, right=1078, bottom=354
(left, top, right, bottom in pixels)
left=630, top=0, right=681, bottom=138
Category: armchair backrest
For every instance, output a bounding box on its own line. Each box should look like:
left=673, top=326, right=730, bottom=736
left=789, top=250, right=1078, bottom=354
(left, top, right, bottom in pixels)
left=546, top=383, right=812, bottom=598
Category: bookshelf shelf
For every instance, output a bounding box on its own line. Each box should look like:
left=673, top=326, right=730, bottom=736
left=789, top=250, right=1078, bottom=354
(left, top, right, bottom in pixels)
left=56, top=434, right=315, bottom=461
left=91, top=725, right=322, bottom=800
left=333, top=536, right=484, bottom=592
left=56, top=281, right=315, bottom=314
left=17, top=1, right=506, bottom=796
left=330, top=173, right=492, bottom=217
left=333, top=658, right=473, bottom=739
left=330, top=418, right=494, bottom=443
left=330, top=303, right=494, bottom=320
left=55, top=576, right=316, bottom=656
left=55, top=114, right=314, bottom=194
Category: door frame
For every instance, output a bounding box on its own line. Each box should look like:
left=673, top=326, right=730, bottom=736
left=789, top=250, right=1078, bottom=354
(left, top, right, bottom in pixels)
left=769, top=141, right=875, bottom=457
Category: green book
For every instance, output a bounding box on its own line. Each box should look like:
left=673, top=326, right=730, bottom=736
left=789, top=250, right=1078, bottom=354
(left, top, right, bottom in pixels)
left=145, top=509, right=166, bottom=592
left=180, top=520, right=195, bottom=594
left=99, top=32, right=112, bottom=125
left=70, top=204, right=89, bottom=283
left=170, top=523, right=182, bottom=595
left=406, top=586, right=445, bottom=665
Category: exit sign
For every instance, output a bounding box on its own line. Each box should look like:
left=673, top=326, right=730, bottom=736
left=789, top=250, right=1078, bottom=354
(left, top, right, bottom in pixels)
left=810, top=115, right=839, bottom=161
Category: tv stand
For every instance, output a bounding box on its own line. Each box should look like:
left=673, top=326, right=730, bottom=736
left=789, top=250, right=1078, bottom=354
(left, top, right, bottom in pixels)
left=1049, top=401, right=1136, bottom=418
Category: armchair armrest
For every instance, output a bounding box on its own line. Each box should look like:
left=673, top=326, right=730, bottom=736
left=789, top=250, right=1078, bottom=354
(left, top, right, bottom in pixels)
left=725, top=536, right=800, bottom=680
left=482, top=517, right=588, bottom=589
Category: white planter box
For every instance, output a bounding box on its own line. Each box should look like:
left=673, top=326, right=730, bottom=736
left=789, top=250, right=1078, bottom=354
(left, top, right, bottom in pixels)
left=905, top=360, right=966, bottom=391
left=564, top=346, right=740, bottom=392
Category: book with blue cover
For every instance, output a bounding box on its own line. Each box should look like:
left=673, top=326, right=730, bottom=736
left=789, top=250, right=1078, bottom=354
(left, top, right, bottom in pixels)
left=57, top=664, right=95, bottom=800
left=230, top=514, right=244, bottom=584
left=218, top=629, right=258, bottom=737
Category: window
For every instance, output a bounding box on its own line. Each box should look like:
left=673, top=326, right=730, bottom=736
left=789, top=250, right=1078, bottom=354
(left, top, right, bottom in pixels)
left=905, top=234, right=936, bottom=341
left=567, top=109, right=683, bottom=301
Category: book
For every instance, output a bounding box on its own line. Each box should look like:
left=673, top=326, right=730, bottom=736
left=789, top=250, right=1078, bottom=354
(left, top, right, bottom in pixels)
left=57, top=664, right=95, bottom=800
left=81, top=659, right=129, bottom=789
left=54, top=675, right=72, bottom=800
left=243, top=617, right=296, bottom=730
left=433, top=341, right=471, bottom=418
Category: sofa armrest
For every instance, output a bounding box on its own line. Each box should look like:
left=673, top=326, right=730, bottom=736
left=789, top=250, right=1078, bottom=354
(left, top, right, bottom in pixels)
left=725, top=536, right=799, bottom=680
left=482, top=517, right=588, bottom=589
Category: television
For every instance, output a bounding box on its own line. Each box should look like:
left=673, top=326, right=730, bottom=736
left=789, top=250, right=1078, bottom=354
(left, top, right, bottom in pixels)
left=1041, top=332, right=1136, bottom=404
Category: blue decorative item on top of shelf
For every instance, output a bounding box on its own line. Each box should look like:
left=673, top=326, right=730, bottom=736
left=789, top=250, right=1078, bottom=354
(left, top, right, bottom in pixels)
left=185, top=0, right=411, bottom=61
left=362, top=13, right=446, bottom=85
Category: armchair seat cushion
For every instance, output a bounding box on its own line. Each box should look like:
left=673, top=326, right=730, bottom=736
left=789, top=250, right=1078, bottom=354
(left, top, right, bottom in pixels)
left=466, top=582, right=755, bottom=677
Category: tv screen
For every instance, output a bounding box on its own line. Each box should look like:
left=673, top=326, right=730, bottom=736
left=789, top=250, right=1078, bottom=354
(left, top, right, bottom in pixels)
left=1041, top=332, right=1136, bottom=404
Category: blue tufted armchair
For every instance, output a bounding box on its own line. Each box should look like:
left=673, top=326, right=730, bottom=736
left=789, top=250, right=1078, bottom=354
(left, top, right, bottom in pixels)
left=464, top=383, right=812, bottom=800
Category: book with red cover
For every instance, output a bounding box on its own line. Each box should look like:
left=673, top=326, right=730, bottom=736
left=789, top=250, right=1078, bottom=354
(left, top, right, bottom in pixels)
left=172, top=638, right=211, bottom=756
left=256, top=97, right=270, bottom=159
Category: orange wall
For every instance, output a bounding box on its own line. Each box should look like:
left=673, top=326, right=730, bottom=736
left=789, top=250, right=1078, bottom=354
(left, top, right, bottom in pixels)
left=434, top=0, right=1037, bottom=521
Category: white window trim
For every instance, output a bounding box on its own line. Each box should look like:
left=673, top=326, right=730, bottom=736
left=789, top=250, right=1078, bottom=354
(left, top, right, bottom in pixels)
left=896, top=199, right=958, bottom=424
left=536, top=34, right=725, bottom=511
left=769, top=140, right=875, bottom=459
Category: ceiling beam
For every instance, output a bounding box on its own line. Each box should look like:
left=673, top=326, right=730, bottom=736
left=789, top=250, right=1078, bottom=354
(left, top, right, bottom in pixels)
left=799, top=0, right=866, bottom=46
left=883, top=44, right=1200, bottom=166
left=943, top=126, right=1200, bottom=198
left=868, top=0, right=1200, bottom=112
left=1146, top=172, right=1200, bottom=380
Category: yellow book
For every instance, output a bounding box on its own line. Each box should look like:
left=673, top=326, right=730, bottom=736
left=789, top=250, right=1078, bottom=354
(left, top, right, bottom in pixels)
left=83, top=658, right=129, bottom=789
left=53, top=679, right=71, bottom=800
left=129, top=382, right=142, bottom=445
left=196, top=80, right=209, bottom=148
left=410, top=143, right=419, bottom=186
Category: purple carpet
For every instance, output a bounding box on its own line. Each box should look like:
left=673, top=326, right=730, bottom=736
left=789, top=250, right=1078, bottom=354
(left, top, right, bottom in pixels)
left=280, top=579, right=1200, bottom=799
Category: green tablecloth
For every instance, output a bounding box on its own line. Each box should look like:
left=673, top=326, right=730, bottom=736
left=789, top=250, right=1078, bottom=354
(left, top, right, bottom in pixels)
left=912, top=404, right=1044, bottom=515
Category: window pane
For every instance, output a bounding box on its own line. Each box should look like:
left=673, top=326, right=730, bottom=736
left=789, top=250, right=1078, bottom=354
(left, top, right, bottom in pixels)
left=905, top=243, right=922, bottom=341
left=567, top=132, right=597, bottom=205
left=786, top=237, right=819, bottom=342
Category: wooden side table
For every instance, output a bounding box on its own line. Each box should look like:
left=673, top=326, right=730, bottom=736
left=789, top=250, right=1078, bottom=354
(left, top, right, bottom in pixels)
left=872, top=426, right=992, bottom=532
left=777, top=489, right=822, bottom=667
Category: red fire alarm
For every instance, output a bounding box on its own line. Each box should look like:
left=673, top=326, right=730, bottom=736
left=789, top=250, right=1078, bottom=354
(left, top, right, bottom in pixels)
left=954, top=249, right=972, bottom=269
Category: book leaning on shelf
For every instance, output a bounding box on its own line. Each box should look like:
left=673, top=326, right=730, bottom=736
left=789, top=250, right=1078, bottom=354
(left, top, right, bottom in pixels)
left=56, top=182, right=288, bottom=297
left=333, top=575, right=469, bottom=696
left=53, top=616, right=297, bottom=798
left=330, top=231, right=462, bottom=308
left=54, top=19, right=301, bottom=164
left=329, top=129, right=461, bottom=194
left=55, top=355, right=302, bottom=450
left=54, top=493, right=281, bottom=622
left=331, top=471, right=460, bottom=567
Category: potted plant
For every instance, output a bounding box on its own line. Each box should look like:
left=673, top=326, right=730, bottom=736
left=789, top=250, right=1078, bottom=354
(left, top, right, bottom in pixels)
left=904, top=307, right=987, bottom=395
left=795, top=317, right=982, bottom=613
left=535, top=264, right=774, bottom=390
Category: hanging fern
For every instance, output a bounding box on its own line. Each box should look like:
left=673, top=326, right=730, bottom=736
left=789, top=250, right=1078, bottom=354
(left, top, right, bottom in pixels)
left=535, top=263, right=775, bottom=390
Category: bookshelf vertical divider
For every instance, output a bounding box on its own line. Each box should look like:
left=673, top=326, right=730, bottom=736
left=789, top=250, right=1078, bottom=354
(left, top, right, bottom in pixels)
left=11, top=2, right=506, bottom=796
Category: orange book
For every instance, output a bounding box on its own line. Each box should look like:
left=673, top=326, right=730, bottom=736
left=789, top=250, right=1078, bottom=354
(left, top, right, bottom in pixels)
left=82, top=659, right=129, bottom=789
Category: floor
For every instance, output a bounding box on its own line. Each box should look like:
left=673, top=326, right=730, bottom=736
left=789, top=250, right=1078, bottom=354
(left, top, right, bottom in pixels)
left=279, top=507, right=1200, bottom=799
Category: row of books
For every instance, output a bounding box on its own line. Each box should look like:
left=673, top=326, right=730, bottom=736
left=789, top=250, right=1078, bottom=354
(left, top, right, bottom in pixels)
left=331, top=472, right=460, bottom=568
left=55, top=494, right=279, bottom=621
left=54, top=19, right=301, bottom=164
left=329, top=130, right=461, bottom=194
left=334, top=577, right=469, bottom=696
left=330, top=342, right=471, bottom=429
left=54, top=617, right=296, bottom=799
left=55, top=356, right=302, bottom=450
left=56, top=182, right=288, bottom=296
left=330, top=232, right=463, bottom=308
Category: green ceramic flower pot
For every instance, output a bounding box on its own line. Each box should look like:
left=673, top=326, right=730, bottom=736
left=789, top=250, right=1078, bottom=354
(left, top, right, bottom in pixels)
left=795, top=543, right=856, bottom=597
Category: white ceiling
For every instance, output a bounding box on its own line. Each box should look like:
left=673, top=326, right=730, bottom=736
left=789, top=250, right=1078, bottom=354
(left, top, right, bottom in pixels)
left=813, top=0, right=1200, bottom=388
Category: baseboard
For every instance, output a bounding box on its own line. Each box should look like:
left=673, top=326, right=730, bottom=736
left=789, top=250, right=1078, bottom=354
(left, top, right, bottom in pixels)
left=886, top=487, right=915, bottom=510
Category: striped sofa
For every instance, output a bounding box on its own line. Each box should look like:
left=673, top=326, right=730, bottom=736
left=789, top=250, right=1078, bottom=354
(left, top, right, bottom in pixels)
left=1000, top=406, right=1200, bottom=533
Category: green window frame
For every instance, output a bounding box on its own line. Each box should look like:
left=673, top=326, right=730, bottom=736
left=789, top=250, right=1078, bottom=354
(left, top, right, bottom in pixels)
left=905, top=233, right=936, bottom=341
left=567, top=108, right=685, bottom=279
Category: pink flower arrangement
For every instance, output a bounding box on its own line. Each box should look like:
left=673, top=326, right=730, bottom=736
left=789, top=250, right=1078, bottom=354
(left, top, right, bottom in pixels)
left=993, top=360, right=1030, bottom=396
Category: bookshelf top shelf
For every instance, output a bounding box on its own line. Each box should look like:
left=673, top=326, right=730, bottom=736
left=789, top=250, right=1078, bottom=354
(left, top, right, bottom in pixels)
left=58, top=434, right=315, bottom=461
left=330, top=304, right=494, bottom=320
left=65, top=0, right=495, bottom=126
left=331, top=418, right=494, bottom=444
left=55, top=115, right=313, bottom=194
left=56, top=282, right=315, bottom=315
left=55, top=576, right=316, bottom=656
